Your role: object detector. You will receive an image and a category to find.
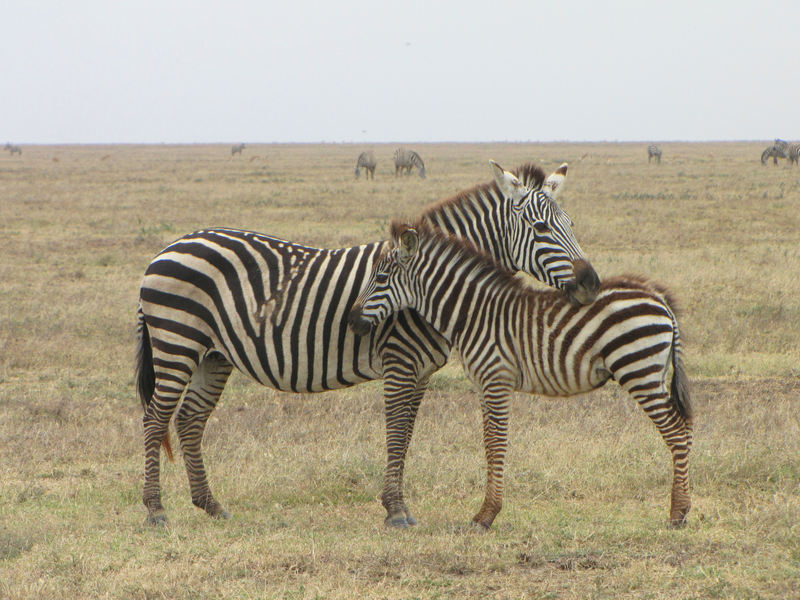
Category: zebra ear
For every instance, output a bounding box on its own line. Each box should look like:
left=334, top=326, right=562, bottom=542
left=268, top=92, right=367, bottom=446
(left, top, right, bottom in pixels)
left=543, top=163, right=568, bottom=200
left=398, top=228, right=419, bottom=259
left=489, top=160, right=526, bottom=204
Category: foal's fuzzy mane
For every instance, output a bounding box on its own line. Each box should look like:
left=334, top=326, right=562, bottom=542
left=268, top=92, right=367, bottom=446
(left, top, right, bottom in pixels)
left=419, top=163, right=547, bottom=220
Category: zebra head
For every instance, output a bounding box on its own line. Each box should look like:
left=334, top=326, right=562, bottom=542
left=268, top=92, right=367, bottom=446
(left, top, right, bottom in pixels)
left=490, top=161, right=600, bottom=305
left=348, top=230, right=419, bottom=337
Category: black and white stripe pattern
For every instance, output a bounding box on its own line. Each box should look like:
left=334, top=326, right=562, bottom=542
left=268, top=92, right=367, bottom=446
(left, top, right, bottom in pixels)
left=393, top=147, right=426, bottom=178
left=354, top=151, right=376, bottom=179
left=231, top=143, right=245, bottom=156
left=349, top=221, right=693, bottom=529
left=647, top=144, right=662, bottom=164
left=761, top=140, right=788, bottom=165
left=136, top=161, right=601, bottom=526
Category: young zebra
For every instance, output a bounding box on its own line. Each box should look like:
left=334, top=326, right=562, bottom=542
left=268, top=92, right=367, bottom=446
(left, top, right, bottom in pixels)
left=647, top=144, right=662, bottom=164
left=231, top=143, right=246, bottom=157
left=4, top=142, right=22, bottom=156
left=354, top=150, right=376, bottom=179
left=394, top=147, right=426, bottom=178
left=136, top=161, right=601, bottom=526
left=349, top=221, right=693, bottom=529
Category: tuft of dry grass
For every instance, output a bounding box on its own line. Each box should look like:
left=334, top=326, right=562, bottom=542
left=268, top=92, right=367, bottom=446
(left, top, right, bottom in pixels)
left=1, top=142, right=799, bottom=598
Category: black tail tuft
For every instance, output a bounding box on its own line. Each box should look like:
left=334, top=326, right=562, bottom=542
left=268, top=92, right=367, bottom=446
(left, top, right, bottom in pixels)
left=135, top=308, right=155, bottom=412
left=670, top=352, right=693, bottom=427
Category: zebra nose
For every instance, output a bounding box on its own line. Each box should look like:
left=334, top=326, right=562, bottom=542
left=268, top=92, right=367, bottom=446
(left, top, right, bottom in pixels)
left=347, top=306, right=372, bottom=337
left=566, top=259, right=601, bottom=305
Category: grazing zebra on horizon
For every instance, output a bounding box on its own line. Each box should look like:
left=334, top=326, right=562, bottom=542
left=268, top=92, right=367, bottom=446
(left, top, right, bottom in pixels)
left=761, top=142, right=788, bottom=165
left=394, top=147, right=426, bottom=178
left=136, top=160, right=600, bottom=527
left=231, top=143, right=245, bottom=157
left=647, top=144, right=662, bottom=164
left=786, top=143, right=800, bottom=166
left=349, top=221, right=693, bottom=529
left=4, top=142, right=22, bottom=156
left=354, top=151, right=376, bottom=179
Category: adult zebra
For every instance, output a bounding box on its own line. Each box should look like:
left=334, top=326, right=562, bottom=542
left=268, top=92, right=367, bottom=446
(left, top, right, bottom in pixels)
left=647, top=144, right=662, bottom=164
left=349, top=220, right=693, bottom=529
left=394, top=147, right=426, bottom=178
left=4, top=142, right=22, bottom=156
left=761, top=143, right=787, bottom=165
left=354, top=151, right=376, bottom=179
left=136, top=161, right=601, bottom=526
left=231, top=143, right=246, bottom=157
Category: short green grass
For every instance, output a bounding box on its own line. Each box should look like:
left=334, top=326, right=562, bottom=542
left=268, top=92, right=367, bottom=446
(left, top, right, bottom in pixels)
left=1, top=142, right=799, bottom=598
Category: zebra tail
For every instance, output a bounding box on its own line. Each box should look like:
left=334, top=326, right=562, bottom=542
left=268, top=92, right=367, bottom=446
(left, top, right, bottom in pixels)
left=669, top=324, right=693, bottom=429
left=135, top=307, right=174, bottom=462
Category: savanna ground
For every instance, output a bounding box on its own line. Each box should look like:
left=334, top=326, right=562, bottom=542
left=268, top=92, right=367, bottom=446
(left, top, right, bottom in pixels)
left=1, top=142, right=799, bottom=599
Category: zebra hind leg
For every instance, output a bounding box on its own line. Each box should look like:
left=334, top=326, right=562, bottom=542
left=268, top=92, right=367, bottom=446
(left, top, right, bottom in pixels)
left=175, top=352, right=234, bottom=520
left=626, top=381, right=692, bottom=527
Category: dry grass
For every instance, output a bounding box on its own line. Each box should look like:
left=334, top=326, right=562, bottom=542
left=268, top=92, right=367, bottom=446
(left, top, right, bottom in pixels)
left=1, top=142, right=799, bottom=598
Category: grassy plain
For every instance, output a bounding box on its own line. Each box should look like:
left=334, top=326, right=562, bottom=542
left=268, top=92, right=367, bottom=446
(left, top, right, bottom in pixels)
left=1, top=142, right=799, bottom=599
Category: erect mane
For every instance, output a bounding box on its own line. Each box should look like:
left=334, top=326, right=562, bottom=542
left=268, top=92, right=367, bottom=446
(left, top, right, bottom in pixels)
left=419, top=163, right=547, bottom=220
left=394, top=219, right=532, bottom=296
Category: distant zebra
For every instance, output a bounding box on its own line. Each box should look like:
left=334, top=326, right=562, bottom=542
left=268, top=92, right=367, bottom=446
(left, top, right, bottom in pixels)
left=231, top=143, right=246, bottom=157
left=136, top=161, right=600, bottom=526
left=393, top=147, right=426, bottom=178
left=647, top=144, right=662, bottom=164
left=354, top=151, right=376, bottom=179
left=349, top=221, right=692, bottom=529
left=4, top=142, right=22, bottom=156
left=786, top=144, right=800, bottom=166
left=761, top=143, right=787, bottom=166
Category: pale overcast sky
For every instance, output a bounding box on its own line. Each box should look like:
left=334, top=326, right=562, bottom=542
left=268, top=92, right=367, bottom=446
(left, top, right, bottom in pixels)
left=3, top=1, right=798, bottom=144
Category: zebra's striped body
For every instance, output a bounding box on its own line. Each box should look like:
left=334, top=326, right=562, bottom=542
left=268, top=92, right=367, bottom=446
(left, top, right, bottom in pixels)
left=761, top=142, right=787, bottom=165
left=394, top=148, right=426, bottom=178
left=350, top=221, right=693, bottom=529
left=647, top=144, right=662, bottom=164
left=4, top=142, right=22, bottom=156
left=231, top=143, right=246, bottom=156
left=136, top=161, right=601, bottom=526
left=355, top=151, right=376, bottom=179
left=787, top=144, right=800, bottom=166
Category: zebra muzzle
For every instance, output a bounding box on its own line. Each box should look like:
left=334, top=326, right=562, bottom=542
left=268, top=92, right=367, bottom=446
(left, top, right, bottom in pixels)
left=565, top=259, right=601, bottom=306
left=347, top=307, right=373, bottom=337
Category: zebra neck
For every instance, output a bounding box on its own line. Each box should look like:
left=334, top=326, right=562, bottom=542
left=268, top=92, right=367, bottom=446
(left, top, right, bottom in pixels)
left=420, top=191, right=512, bottom=268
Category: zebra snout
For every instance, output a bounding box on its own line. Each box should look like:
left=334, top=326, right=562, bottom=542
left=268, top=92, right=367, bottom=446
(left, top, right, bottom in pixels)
left=347, top=306, right=372, bottom=337
left=566, top=259, right=601, bottom=306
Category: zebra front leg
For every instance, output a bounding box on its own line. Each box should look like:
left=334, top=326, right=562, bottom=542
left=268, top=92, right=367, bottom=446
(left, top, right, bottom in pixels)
left=175, top=353, right=233, bottom=520
left=380, top=366, right=428, bottom=528
left=472, top=383, right=512, bottom=529
left=142, top=385, right=184, bottom=525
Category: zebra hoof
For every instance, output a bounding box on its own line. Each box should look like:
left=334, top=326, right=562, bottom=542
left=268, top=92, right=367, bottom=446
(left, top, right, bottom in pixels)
left=214, top=510, right=232, bottom=520
left=147, top=513, right=168, bottom=527
left=404, top=513, right=418, bottom=527
left=385, top=514, right=410, bottom=528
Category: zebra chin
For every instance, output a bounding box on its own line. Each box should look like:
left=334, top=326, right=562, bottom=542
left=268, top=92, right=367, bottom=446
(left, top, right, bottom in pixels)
left=347, top=307, right=374, bottom=337
left=562, top=259, right=601, bottom=306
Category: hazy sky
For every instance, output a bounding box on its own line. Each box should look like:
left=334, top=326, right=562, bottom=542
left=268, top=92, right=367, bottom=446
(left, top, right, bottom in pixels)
left=3, top=1, right=799, bottom=144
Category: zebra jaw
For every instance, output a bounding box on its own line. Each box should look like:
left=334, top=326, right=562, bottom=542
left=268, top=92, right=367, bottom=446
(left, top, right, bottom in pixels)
left=563, top=259, right=601, bottom=306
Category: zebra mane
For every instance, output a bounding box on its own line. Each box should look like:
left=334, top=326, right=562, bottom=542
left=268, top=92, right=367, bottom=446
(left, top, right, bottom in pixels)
left=396, top=219, right=677, bottom=309
left=420, top=163, right=547, bottom=221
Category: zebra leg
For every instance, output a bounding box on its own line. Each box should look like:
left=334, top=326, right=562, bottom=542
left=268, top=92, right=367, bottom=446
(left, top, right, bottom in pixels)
left=175, top=352, right=234, bottom=520
left=380, top=365, right=430, bottom=528
left=472, top=382, right=512, bottom=529
left=629, top=384, right=692, bottom=527
left=143, top=378, right=190, bottom=525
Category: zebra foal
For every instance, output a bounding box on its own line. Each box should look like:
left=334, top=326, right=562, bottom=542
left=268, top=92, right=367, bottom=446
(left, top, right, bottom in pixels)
left=349, top=221, right=693, bottom=529
left=136, top=160, right=600, bottom=526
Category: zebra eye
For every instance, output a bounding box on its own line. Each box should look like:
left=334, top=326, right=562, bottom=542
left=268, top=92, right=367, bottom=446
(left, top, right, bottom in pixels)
left=375, top=272, right=389, bottom=284
left=533, top=221, right=550, bottom=233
